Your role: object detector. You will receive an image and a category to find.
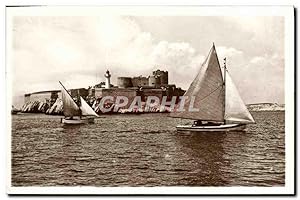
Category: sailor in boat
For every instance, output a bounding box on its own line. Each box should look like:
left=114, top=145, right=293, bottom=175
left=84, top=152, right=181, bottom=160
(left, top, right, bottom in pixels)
left=193, top=120, right=222, bottom=127
left=193, top=120, right=203, bottom=126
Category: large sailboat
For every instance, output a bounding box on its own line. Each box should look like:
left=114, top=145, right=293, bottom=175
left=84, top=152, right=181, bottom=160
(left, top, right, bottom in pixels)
left=59, top=81, right=99, bottom=124
left=170, top=44, right=255, bottom=132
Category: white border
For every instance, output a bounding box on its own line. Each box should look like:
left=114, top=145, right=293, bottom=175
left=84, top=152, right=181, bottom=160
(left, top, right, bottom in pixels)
left=6, top=6, right=295, bottom=195
left=4, top=5, right=295, bottom=16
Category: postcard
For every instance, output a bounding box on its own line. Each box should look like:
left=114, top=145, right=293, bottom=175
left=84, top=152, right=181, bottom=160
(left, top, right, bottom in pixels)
left=6, top=6, right=295, bottom=195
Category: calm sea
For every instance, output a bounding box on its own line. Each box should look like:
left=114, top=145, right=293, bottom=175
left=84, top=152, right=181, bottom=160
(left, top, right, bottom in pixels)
left=11, top=111, right=285, bottom=186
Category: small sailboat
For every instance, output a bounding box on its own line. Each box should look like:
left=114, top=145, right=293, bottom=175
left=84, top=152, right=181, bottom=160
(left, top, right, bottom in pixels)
left=170, top=44, right=255, bottom=132
left=11, top=105, right=20, bottom=115
left=59, top=81, right=99, bottom=125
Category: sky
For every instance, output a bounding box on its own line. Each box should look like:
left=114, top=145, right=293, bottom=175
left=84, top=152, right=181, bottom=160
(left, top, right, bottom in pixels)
left=11, top=15, right=284, bottom=106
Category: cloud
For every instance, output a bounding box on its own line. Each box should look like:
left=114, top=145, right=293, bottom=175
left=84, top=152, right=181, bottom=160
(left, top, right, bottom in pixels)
left=11, top=15, right=284, bottom=105
left=215, top=45, right=284, bottom=104
left=250, top=56, right=266, bottom=64
left=217, top=46, right=243, bottom=58
left=236, top=53, right=284, bottom=104
left=12, top=16, right=205, bottom=95
left=215, top=46, right=244, bottom=74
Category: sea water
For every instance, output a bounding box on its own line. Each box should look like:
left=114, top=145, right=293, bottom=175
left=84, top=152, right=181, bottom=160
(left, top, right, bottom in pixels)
left=11, top=111, right=285, bottom=186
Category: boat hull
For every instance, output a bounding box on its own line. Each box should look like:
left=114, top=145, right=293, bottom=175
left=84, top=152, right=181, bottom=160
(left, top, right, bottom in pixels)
left=11, top=110, right=19, bottom=115
left=61, top=117, right=94, bottom=125
left=176, top=123, right=246, bottom=132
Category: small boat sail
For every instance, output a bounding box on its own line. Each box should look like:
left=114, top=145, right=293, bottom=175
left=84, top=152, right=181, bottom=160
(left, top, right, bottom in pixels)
left=59, top=81, right=99, bottom=124
left=170, top=44, right=255, bottom=132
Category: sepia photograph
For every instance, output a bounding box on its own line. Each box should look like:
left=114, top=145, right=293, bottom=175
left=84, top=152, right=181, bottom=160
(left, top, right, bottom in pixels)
left=6, top=6, right=295, bottom=195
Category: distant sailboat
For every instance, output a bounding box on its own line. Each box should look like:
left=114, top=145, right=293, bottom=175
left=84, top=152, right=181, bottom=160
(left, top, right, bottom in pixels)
left=11, top=105, right=20, bottom=115
left=170, top=44, right=255, bottom=132
left=59, top=81, right=99, bottom=124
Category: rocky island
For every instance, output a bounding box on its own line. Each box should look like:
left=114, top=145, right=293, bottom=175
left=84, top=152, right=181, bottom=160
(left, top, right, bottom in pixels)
left=17, top=69, right=284, bottom=115
left=247, top=103, right=285, bottom=111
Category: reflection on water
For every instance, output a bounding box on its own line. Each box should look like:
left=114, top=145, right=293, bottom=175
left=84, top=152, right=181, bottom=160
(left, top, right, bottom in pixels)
left=174, top=131, right=229, bottom=186
left=11, top=112, right=285, bottom=186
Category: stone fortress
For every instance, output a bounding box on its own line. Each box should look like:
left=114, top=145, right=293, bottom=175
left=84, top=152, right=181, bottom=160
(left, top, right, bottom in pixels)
left=22, top=69, right=185, bottom=114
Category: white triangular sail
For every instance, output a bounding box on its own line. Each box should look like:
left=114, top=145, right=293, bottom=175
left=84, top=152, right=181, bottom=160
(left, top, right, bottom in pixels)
left=224, top=71, right=255, bottom=124
left=80, top=96, right=99, bottom=117
left=170, top=45, right=225, bottom=121
left=60, top=82, right=81, bottom=117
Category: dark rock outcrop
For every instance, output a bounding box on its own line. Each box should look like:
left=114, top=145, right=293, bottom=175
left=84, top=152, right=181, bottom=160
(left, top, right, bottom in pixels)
left=46, top=98, right=63, bottom=115
left=21, top=101, right=50, bottom=113
left=21, top=99, right=63, bottom=115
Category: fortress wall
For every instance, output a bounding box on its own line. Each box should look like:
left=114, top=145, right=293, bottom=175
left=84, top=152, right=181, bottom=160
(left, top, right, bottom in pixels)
left=148, top=76, right=161, bottom=87
left=96, top=88, right=138, bottom=109
left=160, top=71, right=168, bottom=85
left=24, top=94, right=31, bottom=104
left=132, top=76, right=148, bottom=87
left=69, top=88, right=88, bottom=98
left=142, top=88, right=165, bottom=101
left=153, top=70, right=168, bottom=85
left=22, top=90, right=62, bottom=113
left=95, top=88, right=166, bottom=110
left=25, top=90, right=62, bottom=104
left=117, top=77, right=133, bottom=88
left=28, top=92, right=52, bottom=103
left=95, top=88, right=104, bottom=99
left=116, top=69, right=169, bottom=88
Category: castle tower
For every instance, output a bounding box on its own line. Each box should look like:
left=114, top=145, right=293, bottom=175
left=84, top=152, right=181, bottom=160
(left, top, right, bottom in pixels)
left=152, top=69, right=168, bottom=85
left=104, top=70, right=111, bottom=89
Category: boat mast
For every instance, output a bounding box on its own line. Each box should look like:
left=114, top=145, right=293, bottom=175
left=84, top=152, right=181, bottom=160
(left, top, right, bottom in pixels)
left=59, top=81, right=73, bottom=98
left=223, top=57, right=226, bottom=124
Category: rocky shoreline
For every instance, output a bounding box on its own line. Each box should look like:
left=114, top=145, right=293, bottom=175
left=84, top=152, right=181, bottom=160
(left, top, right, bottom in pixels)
left=20, top=100, right=285, bottom=115
left=20, top=98, right=171, bottom=115
left=21, top=99, right=63, bottom=115
left=246, top=103, right=284, bottom=111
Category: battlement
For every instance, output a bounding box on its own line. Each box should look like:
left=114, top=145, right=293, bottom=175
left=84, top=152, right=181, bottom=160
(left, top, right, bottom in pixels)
left=116, top=69, right=169, bottom=88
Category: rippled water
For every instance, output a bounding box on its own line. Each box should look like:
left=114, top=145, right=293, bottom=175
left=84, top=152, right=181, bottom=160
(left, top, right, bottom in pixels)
left=11, top=111, right=285, bottom=186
